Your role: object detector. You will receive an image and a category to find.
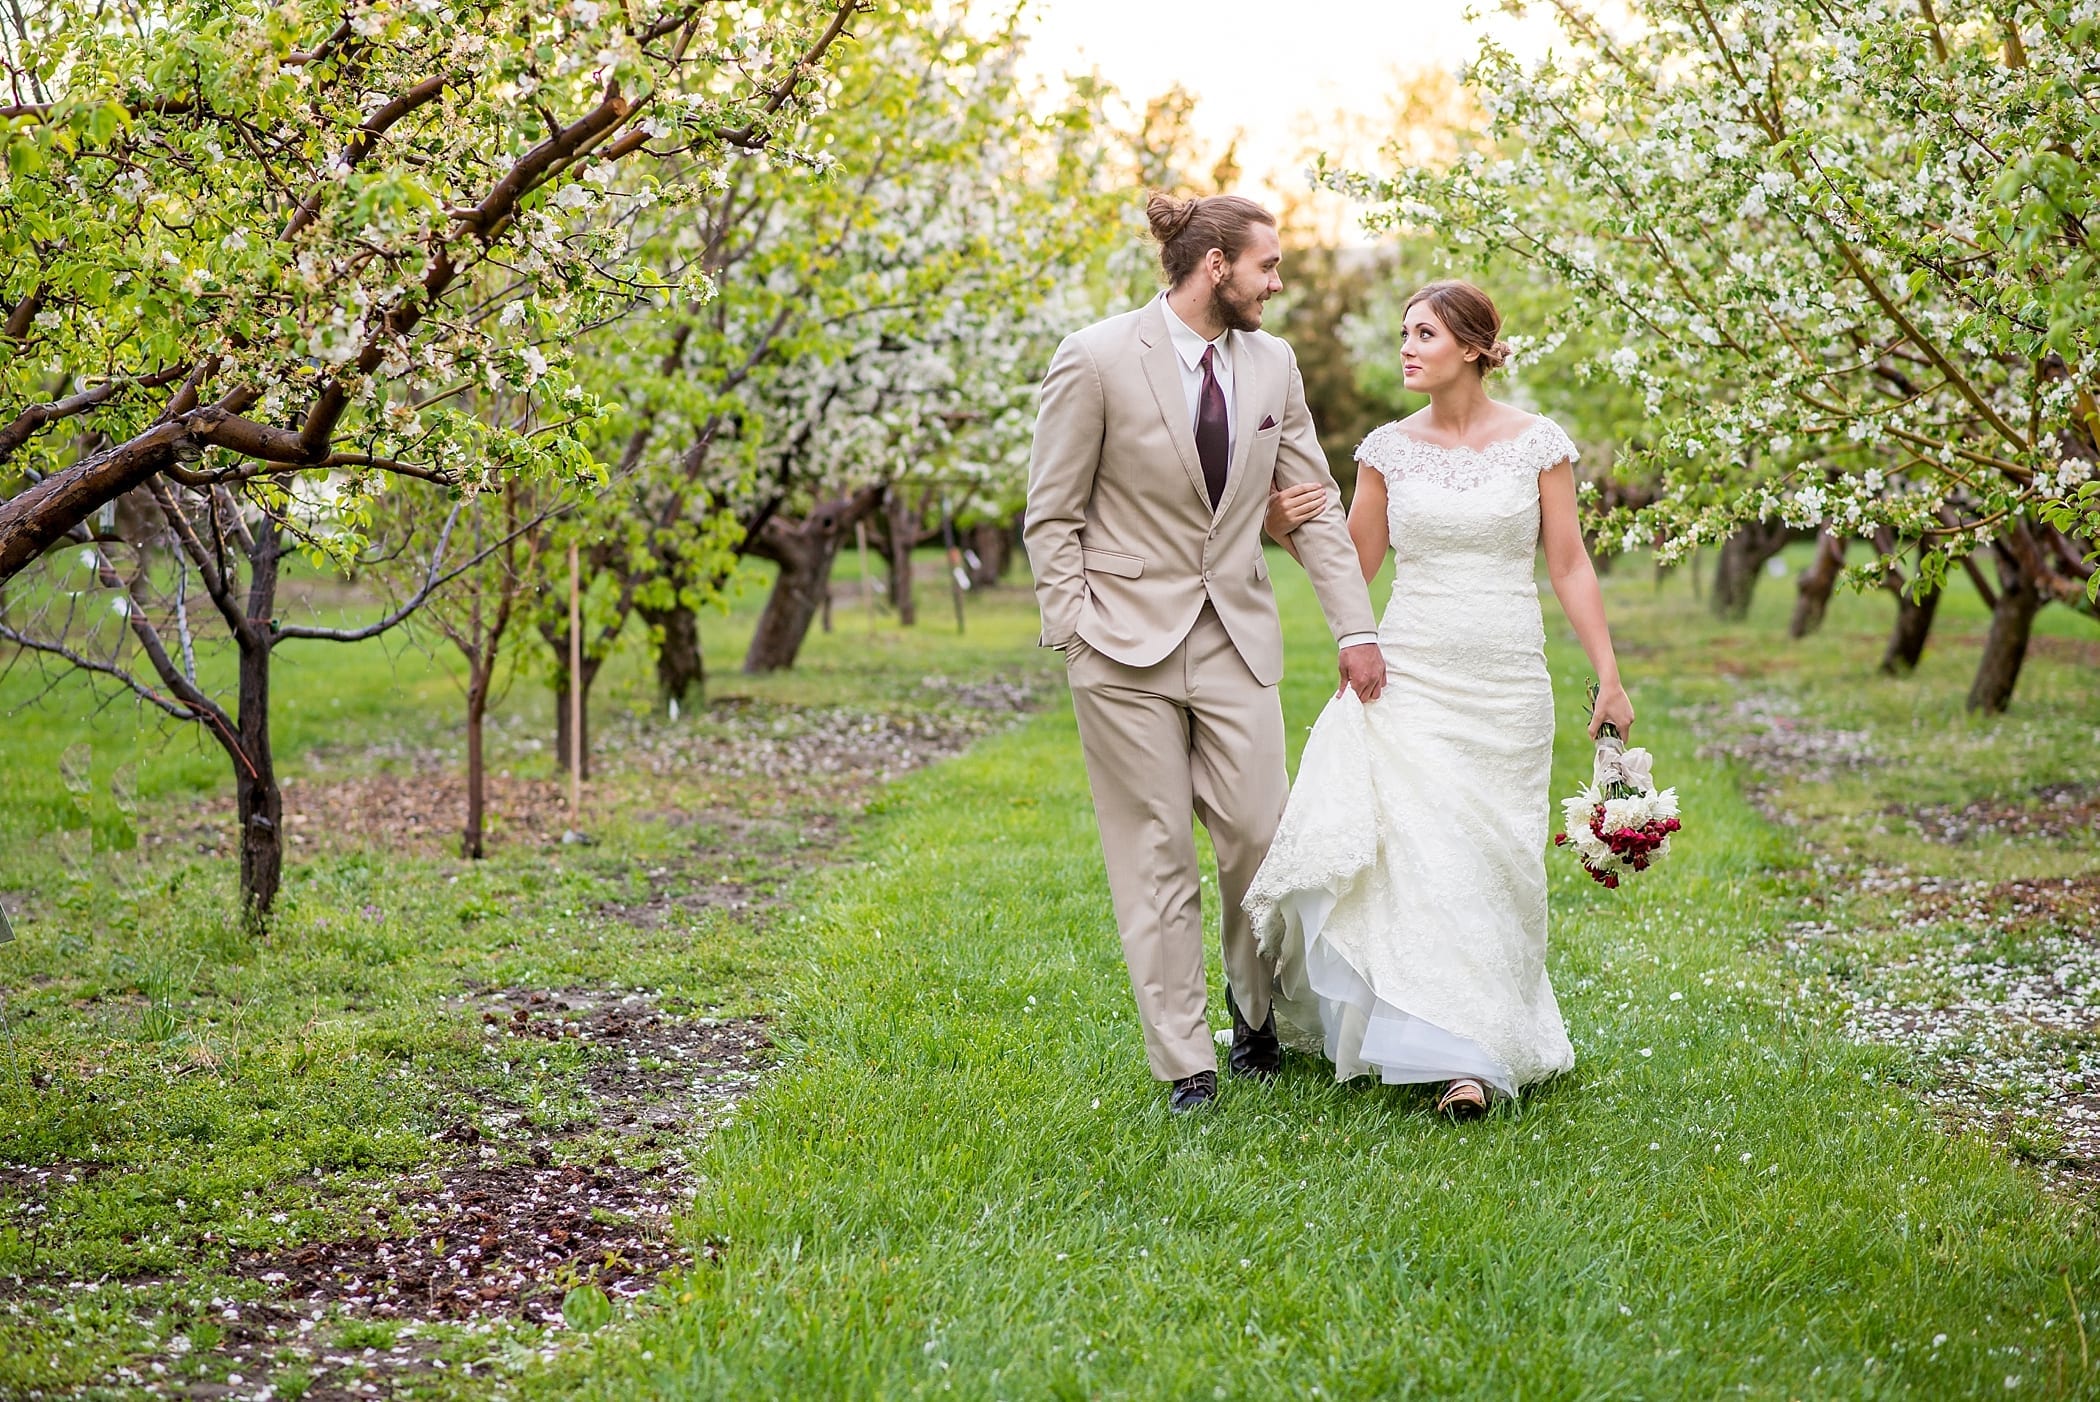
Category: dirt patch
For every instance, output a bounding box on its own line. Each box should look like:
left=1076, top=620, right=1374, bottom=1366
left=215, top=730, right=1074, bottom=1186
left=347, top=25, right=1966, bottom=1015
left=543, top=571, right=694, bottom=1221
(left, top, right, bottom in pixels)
left=1689, top=690, right=1880, bottom=783
left=104, top=992, right=767, bottom=1398
left=600, top=687, right=1040, bottom=810
left=1889, top=873, right=2100, bottom=935
left=590, top=812, right=843, bottom=927
left=156, top=680, right=1047, bottom=859
left=234, top=1158, right=696, bottom=1321
left=1788, top=874, right=2100, bottom=1191
left=474, top=987, right=768, bottom=1137
left=1889, top=783, right=2100, bottom=847
left=292, top=772, right=574, bottom=855
left=232, top=989, right=761, bottom=1322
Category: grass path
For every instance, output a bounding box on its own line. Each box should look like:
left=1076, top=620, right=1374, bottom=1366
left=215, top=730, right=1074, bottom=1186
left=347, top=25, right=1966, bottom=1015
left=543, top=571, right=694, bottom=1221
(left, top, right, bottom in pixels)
left=525, top=567, right=2100, bottom=1399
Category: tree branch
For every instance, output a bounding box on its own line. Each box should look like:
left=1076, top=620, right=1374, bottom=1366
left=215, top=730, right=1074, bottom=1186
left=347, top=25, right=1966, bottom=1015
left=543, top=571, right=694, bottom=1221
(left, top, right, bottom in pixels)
left=0, top=96, right=193, bottom=121
left=281, top=75, right=451, bottom=241
left=452, top=84, right=634, bottom=241
left=272, top=497, right=566, bottom=643
left=319, top=452, right=460, bottom=484
left=0, top=366, right=188, bottom=466
left=285, top=19, right=355, bottom=66
left=0, top=620, right=202, bottom=720
left=3, top=283, right=44, bottom=343
left=146, top=476, right=243, bottom=637
left=716, top=2, right=865, bottom=148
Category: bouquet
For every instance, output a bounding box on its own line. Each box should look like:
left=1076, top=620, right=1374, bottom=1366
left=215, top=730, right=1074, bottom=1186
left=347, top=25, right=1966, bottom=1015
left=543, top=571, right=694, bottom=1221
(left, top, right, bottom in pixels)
left=1554, top=690, right=1680, bottom=888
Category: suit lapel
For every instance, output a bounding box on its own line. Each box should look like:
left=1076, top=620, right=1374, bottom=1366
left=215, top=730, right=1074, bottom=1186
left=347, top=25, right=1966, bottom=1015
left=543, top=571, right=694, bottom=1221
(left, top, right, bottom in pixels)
left=1137, top=303, right=1215, bottom=512
left=1213, top=330, right=1263, bottom=520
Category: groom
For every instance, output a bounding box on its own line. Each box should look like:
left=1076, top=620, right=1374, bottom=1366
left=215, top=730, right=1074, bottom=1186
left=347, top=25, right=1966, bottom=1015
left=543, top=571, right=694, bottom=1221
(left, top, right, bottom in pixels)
left=1024, top=193, right=1384, bottom=1113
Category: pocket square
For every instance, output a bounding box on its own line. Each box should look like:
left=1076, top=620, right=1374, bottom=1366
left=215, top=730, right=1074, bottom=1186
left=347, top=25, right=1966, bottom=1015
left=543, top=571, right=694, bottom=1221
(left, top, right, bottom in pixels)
left=1259, top=414, right=1278, bottom=431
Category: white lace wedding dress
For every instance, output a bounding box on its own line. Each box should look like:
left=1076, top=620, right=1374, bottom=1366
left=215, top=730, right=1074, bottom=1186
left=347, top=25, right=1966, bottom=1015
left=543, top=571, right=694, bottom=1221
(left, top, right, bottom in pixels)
left=1245, top=415, right=1578, bottom=1096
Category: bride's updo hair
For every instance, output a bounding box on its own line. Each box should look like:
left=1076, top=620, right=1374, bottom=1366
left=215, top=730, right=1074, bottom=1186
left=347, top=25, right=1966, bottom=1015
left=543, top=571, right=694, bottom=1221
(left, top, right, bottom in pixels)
left=1404, top=280, right=1514, bottom=375
left=1145, top=191, right=1277, bottom=287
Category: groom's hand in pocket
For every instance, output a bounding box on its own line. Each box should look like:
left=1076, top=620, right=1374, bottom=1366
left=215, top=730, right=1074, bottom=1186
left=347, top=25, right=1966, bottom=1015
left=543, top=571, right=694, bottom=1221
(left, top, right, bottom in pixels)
left=1337, top=643, right=1386, bottom=702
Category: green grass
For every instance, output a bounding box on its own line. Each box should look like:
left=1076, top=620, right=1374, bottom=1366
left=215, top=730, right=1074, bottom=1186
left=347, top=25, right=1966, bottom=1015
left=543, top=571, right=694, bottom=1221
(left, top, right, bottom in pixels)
left=5, top=542, right=2099, bottom=1398
left=521, top=549, right=2100, bottom=1399
left=0, top=557, right=1056, bottom=1398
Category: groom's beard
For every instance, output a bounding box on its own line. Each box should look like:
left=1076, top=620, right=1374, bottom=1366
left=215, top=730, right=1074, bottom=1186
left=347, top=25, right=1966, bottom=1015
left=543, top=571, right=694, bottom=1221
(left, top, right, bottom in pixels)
left=1210, top=277, right=1266, bottom=334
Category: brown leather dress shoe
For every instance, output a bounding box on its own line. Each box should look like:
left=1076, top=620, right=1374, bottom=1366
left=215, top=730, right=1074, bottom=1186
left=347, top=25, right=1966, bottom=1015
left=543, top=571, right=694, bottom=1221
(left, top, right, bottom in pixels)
left=1168, top=1070, right=1217, bottom=1113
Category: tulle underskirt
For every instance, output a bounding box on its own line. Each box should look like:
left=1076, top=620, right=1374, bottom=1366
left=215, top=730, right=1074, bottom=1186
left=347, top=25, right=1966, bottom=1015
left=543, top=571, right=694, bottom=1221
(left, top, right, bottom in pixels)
left=1274, top=889, right=1517, bottom=1098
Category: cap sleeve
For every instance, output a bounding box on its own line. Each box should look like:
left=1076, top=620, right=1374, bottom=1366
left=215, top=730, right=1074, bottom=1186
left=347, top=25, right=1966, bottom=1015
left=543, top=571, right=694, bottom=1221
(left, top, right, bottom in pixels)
left=1354, top=421, right=1407, bottom=481
left=1535, top=417, right=1578, bottom=471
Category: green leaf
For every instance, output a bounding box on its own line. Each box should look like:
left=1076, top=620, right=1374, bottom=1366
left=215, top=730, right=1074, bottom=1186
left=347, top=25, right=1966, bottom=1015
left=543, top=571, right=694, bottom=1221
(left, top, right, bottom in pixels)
left=5, top=132, right=44, bottom=176
left=560, top=1283, right=614, bottom=1333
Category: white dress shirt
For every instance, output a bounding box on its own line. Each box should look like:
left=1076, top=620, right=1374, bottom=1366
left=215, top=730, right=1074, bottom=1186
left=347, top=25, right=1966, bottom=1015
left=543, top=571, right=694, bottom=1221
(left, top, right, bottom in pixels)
left=1159, top=292, right=1235, bottom=461
left=1158, top=294, right=1378, bottom=653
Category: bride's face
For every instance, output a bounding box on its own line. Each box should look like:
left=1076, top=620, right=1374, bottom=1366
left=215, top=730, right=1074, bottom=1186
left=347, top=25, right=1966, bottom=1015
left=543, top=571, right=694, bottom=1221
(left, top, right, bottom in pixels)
left=1400, top=303, right=1478, bottom=394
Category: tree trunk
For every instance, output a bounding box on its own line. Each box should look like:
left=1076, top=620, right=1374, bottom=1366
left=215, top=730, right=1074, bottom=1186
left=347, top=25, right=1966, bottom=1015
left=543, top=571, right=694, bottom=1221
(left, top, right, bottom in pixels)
left=235, top=520, right=284, bottom=923
left=638, top=600, right=704, bottom=714
left=1788, top=531, right=1847, bottom=639
left=1879, top=577, right=1939, bottom=674
left=743, top=486, right=883, bottom=673
left=1711, top=520, right=1791, bottom=619
left=1873, top=528, right=1934, bottom=673
left=1967, top=526, right=2045, bottom=712
left=966, top=520, right=1014, bottom=588
left=884, top=489, right=918, bottom=626
left=463, top=662, right=491, bottom=859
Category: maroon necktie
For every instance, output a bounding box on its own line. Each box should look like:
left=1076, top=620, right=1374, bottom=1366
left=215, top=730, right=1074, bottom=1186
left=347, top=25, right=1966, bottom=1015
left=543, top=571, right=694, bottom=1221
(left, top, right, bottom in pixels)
left=1195, top=344, right=1229, bottom=508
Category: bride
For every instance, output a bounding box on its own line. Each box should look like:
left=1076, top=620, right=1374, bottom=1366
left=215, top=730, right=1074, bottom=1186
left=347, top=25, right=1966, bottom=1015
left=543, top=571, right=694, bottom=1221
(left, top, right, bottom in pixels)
left=1246, top=280, right=1633, bottom=1118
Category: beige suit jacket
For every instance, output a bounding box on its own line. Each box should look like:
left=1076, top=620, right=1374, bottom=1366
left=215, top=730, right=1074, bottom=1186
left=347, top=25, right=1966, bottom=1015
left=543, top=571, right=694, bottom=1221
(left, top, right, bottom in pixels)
left=1024, top=301, right=1375, bottom=686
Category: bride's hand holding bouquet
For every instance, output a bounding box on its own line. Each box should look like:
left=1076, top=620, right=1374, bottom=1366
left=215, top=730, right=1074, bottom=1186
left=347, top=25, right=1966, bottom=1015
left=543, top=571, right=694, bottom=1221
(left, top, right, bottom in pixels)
left=1586, top=674, right=1634, bottom=739
left=1556, top=680, right=1680, bottom=889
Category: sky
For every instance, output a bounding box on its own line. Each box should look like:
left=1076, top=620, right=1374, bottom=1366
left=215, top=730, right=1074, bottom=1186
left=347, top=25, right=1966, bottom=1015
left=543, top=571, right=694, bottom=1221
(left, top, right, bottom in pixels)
left=1012, top=0, right=1561, bottom=229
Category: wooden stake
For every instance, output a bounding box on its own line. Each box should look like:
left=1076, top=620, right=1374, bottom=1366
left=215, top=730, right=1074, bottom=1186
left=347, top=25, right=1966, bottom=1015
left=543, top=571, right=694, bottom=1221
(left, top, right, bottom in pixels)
left=568, top=541, right=582, bottom=819
left=940, top=508, right=967, bottom=635
left=856, top=520, right=876, bottom=633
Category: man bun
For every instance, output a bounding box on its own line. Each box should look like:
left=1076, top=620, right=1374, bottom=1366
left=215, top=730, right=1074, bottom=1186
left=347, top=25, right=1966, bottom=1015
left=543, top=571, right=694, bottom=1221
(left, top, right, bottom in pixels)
left=1145, top=192, right=1200, bottom=246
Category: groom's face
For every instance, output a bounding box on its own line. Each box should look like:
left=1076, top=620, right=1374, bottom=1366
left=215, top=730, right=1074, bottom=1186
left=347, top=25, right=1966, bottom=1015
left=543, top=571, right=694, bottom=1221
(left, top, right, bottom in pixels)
left=1209, top=224, right=1284, bottom=333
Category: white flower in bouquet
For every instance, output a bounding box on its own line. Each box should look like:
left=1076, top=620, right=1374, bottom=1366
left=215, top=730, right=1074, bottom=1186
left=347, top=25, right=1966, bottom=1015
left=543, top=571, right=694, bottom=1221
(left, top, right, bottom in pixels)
left=1557, top=730, right=1682, bottom=890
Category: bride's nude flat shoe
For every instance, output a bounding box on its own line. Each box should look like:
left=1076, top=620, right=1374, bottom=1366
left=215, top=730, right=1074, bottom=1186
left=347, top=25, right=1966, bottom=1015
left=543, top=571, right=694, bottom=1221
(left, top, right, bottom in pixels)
left=1437, top=1078, right=1489, bottom=1119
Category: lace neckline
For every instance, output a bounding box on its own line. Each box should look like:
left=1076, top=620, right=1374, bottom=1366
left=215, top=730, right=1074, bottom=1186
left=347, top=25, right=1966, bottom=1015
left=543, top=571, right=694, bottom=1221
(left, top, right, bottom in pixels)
left=1355, top=415, right=1576, bottom=492
left=1386, top=417, right=1546, bottom=458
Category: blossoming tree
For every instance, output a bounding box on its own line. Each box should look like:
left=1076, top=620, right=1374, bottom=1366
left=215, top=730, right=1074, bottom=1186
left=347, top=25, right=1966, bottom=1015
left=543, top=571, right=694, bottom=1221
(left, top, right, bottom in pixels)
left=1331, top=0, right=2099, bottom=708
left=0, top=0, right=857, bottom=915
left=532, top=0, right=1120, bottom=738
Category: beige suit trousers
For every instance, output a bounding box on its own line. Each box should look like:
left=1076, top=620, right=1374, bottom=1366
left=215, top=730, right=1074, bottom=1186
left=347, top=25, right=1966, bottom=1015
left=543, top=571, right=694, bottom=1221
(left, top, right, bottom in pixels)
left=1066, top=604, right=1286, bottom=1082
